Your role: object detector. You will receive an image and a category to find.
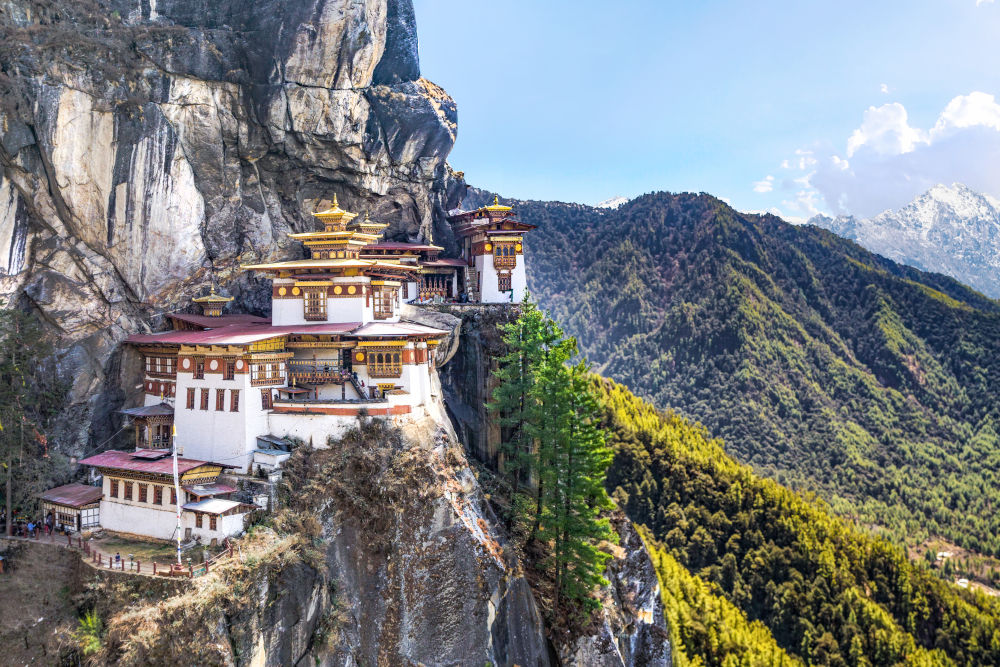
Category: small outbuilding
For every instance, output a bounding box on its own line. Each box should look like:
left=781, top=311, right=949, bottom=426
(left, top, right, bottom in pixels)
left=40, top=484, right=102, bottom=532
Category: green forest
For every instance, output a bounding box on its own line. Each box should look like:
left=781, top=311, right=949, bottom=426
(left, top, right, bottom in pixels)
left=595, top=376, right=1000, bottom=666
left=519, top=192, right=1000, bottom=557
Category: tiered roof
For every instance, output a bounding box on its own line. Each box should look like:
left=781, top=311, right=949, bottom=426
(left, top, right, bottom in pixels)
left=244, top=197, right=418, bottom=278
left=447, top=196, right=536, bottom=236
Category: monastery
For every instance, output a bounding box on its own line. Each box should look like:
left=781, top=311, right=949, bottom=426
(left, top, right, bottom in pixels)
left=62, top=196, right=532, bottom=544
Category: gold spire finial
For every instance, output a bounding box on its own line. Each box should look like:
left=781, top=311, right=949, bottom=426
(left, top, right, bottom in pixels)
left=364, top=210, right=371, bottom=222
left=493, top=195, right=500, bottom=206
left=332, top=194, right=339, bottom=209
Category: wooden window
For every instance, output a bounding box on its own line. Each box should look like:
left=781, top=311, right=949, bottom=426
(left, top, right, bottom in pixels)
left=493, top=242, right=517, bottom=269
left=186, top=388, right=195, bottom=410
left=373, top=288, right=394, bottom=320
left=154, top=486, right=163, bottom=505
left=261, top=389, right=272, bottom=410
left=230, top=389, right=240, bottom=412
left=216, top=388, right=225, bottom=411
left=110, top=479, right=118, bottom=498
left=200, top=389, right=209, bottom=410
left=401, top=282, right=408, bottom=299
left=498, top=272, right=512, bottom=292
left=224, top=360, right=235, bottom=381
left=209, top=515, right=218, bottom=531
left=303, top=287, right=327, bottom=321
left=137, top=483, right=148, bottom=503
left=170, top=488, right=176, bottom=505
left=145, top=357, right=152, bottom=373
left=194, top=359, right=205, bottom=379
left=123, top=482, right=133, bottom=501
left=195, top=514, right=203, bottom=528
left=367, top=349, right=402, bottom=377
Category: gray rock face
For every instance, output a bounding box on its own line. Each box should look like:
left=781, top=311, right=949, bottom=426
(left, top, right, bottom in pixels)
left=555, top=516, right=670, bottom=666
left=0, top=0, right=464, bottom=452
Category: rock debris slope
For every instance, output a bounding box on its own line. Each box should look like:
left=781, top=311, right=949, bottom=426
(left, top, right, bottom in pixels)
left=0, top=0, right=463, bottom=448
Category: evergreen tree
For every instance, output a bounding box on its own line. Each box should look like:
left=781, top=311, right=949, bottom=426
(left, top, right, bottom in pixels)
left=489, top=298, right=617, bottom=611
left=549, top=362, right=615, bottom=609
left=0, top=304, right=61, bottom=534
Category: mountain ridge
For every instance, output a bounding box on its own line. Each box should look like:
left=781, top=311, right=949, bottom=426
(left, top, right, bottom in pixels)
left=507, top=189, right=1000, bottom=556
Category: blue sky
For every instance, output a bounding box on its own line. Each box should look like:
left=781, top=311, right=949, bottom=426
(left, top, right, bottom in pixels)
left=412, top=0, right=1000, bottom=219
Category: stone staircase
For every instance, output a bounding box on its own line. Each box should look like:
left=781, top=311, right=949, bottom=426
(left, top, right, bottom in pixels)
left=464, top=266, right=480, bottom=302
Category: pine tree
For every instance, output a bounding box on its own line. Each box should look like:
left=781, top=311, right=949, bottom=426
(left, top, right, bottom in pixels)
left=0, top=304, right=61, bottom=534
left=489, top=297, right=617, bottom=611
left=549, top=361, right=615, bottom=610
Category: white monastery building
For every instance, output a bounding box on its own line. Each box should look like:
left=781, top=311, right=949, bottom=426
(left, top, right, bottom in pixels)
left=68, top=196, right=533, bottom=543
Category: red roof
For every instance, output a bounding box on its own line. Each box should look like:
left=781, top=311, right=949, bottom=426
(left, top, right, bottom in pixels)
left=126, top=322, right=361, bottom=346
left=40, top=483, right=103, bottom=508
left=363, top=242, right=442, bottom=252
left=79, top=449, right=233, bottom=475
left=168, top=313, right=270, bottom=330
left=421, top=258, right=467, bottom=268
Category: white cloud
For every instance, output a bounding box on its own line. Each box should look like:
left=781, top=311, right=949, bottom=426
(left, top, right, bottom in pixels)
left=794, top=149, right=818, bottom=169
left=977, top=0, right=993, bottom=6
left=846, top=102, right=927, bottom=157
left=804, top=91, right=1000, bottom=217
left=780, top=159, right=791, bottom=169
left=931, top=91, right=1000, bottom=138
left=753, top=175, right=775, bottom=193
left=880, top=83, right=890, bottom=94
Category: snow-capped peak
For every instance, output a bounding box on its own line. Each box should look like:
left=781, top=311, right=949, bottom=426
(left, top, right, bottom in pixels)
left=809, top=183, right=1000, bottom=298
left=595, top=196, right=628, bottom=210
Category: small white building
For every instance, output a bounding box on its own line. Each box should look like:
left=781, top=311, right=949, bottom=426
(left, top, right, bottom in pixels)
left=79, top=449, right=253, bottom=543
left=40, top=483, right=102, bottom=533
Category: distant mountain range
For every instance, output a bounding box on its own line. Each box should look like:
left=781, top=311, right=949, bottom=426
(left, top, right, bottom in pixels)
left=810, top=183, right=1000, bottom=298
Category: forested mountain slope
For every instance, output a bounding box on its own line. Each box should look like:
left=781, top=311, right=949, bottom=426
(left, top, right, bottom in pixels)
left=518, top=192, right=1000, bottom=556
left=595, top=377, right=1000, bottom=666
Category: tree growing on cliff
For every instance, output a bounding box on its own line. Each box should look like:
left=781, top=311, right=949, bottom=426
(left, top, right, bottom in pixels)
left=0, top=303, right=61, bottom=534
left=489, top=298, right=616, bottom=611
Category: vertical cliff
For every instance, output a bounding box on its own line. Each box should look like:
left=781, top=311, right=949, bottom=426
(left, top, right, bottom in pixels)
left=0, top=0, right=464, bottom=451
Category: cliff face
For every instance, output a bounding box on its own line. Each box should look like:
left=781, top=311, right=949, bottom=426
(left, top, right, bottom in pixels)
left=0, top=0, right=464, bottom=449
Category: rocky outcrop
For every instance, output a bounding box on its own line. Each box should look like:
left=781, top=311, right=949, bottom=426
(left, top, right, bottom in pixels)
left=422, top=303, right=671, bottom=666
left=0, top=0, right=464, bottom=452
left=555, top=516, right=670, bottom=666
left=97, top=417, right=554, bottom=667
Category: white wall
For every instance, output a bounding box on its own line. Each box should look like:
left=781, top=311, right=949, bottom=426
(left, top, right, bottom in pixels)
left=184, top=511, right=244, bottom=543
left=174, top=369, right=258, bottom=472
left=100, top=500, right=180, bottom=540
left=270, top=277, right=403, bottom=325
left=475, top=253, right=526, bottom=303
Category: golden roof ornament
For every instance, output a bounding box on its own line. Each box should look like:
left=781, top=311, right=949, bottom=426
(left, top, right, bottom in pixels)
left=192, top=284, right=234, bottom=304
left=484, top=194, right=513, bottom=213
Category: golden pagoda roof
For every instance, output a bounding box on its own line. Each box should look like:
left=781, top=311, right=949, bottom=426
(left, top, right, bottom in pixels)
left=348, top=211, right=390, bottom=235
left=192, top=286, right=234, bottom=304
left=484, top=195, right=513, bottom=213
left=242, top=258, right=420, bottom=272
left=288, top=230, right=382, bottom=242
left=311, top=194, right=358, bottom=225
